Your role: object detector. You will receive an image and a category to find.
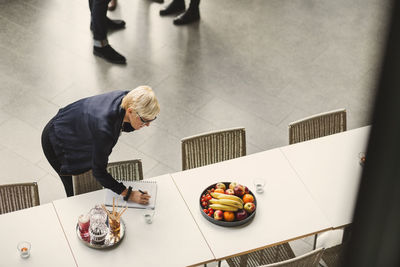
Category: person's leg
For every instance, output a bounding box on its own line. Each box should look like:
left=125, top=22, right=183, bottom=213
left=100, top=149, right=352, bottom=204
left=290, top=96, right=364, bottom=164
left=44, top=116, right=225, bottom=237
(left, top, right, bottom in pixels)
left=89, top=0, right=126, bottom=64
left=90, top=0, right=109, bottom=41
left=41, top=120, right=74, bottom=197
left=159, top=0, right=186, bottom=16
left=173, top=0, right=200, bottom=25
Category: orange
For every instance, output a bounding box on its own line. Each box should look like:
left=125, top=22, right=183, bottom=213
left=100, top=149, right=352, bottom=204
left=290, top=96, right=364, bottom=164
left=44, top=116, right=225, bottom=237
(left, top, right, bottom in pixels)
left=242, top=194, right=254, bottom=203
left=214, top=188, right=225, bottom=194
left=223, top=211, right=235, bottom=222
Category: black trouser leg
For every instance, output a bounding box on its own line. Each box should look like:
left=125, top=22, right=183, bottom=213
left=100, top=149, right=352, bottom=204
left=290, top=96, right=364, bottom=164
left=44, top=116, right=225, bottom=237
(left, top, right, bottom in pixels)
left=41, top=120, right=74, bottom=197
left=89, top=0, right=110, bottom=40
left=188, top=0, right=200, bottom=10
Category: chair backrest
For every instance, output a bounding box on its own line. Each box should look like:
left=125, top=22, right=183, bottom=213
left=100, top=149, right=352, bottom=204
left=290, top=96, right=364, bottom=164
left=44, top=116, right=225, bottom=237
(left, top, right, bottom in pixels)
left=72, top=159, right=143, bottom=195
left=181, top=127, right=246, bottom=171
left=288, top=109, right=346, bottom=145
left=226, top=243, right=295, bottom=267
left=321, top=243, right=344, bottom=267
left=259, top=248, right=325, bottom=267
left=0, top=182, right=40, bottom=214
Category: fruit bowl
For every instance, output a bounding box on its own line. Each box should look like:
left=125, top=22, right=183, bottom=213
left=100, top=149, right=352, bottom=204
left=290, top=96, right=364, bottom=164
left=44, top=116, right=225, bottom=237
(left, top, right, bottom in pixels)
left=199, top=182, right=257, bottom=227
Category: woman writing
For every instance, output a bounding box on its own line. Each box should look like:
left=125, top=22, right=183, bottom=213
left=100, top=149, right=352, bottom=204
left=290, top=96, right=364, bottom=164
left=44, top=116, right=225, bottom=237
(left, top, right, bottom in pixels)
left=41, top=86, right=160, bottom=204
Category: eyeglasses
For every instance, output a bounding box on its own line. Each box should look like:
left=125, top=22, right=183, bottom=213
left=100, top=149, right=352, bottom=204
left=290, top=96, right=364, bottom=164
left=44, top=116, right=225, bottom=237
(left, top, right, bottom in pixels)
left=136, top=112, right=157, bottom=124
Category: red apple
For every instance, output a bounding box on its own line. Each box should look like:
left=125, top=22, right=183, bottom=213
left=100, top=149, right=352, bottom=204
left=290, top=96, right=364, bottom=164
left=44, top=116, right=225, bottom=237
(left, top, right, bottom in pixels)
left=234, top=185, right=245, bottom=196
left=225, top=188, right=235, bottom=195
left=235, top=209, right=248, bottom=221
left=214, top=210, right=224, bottom=221
left=244, top=186, right=250, bottom=194
left=244, top=202, right=256, bottom=213
left=215, top=183, right=226, bottom=190
left=229, top=182, right=238, bottom=190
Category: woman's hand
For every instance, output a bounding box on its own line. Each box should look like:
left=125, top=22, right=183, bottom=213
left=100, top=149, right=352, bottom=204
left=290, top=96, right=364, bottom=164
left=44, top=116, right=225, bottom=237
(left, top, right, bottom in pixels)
left=129, top=190, right=151, bottom=205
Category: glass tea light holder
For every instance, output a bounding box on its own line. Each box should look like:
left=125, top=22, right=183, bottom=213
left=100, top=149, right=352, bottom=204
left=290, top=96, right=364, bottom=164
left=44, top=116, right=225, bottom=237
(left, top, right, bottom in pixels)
left=89, top=222, right=108, bottom=246
left=144, top=209, right=155, bottom=224
left=78, top=214, right=91, bottom=242
left=89, top=205, right=108, bottom=225
left=253, top=178, right=266, bottom=194
left=359, top=152, right=366, bottom=166
left=17, top=241, right=31, bottom=258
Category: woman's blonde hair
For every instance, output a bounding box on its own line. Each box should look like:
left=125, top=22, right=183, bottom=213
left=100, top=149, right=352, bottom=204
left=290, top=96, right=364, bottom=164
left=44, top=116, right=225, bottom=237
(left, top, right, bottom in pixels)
left=121, top=86, right=160, bottom=119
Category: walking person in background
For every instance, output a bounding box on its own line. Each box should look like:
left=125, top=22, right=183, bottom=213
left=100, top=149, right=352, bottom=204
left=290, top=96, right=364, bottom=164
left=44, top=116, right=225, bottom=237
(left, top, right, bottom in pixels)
left=89, top=0, right=127, bottom=64
left=160, top=0, right=200, bottom=25
left=41, top=86, right=160, bottom=203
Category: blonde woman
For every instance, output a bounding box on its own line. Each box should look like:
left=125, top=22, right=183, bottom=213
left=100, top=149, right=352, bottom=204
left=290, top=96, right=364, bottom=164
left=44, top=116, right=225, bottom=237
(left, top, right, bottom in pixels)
left=41, top=86, right=160, bottom=204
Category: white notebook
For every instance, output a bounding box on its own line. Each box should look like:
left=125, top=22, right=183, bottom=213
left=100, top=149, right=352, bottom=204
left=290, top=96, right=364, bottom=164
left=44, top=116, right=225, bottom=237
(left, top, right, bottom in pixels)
left=104, top=180, right=157, bottom=209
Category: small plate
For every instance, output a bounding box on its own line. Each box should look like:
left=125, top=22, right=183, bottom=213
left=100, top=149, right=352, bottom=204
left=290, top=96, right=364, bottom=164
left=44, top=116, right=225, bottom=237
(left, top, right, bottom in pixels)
left=76, top=218, right=126, bottom=249
left=199, top=182, right=257, bottom=227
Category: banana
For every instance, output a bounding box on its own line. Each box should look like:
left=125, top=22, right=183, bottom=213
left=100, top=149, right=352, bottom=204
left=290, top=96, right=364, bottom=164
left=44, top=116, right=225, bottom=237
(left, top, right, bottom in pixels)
left=209, top=198, right=243, bottom=209
left=209, top=204, right=238, bottom=212
left=210, top=192, right=244, bottom=204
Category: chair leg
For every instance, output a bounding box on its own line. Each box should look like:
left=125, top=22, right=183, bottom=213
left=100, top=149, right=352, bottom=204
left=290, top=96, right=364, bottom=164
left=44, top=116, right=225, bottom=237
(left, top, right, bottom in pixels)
left=313, top=233, right=318, bottom=249
left=218, top=260, right=221, bottom=267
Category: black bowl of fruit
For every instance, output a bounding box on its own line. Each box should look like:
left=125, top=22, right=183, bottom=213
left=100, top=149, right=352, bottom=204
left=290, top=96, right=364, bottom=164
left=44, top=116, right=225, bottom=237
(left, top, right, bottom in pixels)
left=199, top=182, right=257, bottom=227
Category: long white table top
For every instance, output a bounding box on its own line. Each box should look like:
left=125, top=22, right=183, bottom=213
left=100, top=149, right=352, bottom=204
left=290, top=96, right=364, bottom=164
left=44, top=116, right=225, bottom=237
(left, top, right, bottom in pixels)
left=52, top=174, right=214, bottom=267
left=0, top=203, right=77, bottom=267
left=280, top=126, right=370, bottom=228
left=171, top=148, right=331, bottom=260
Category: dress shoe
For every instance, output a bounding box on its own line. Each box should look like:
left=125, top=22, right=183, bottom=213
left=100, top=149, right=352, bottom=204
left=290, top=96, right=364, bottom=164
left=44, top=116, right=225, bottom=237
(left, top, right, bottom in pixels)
left=108, top=0, right=117, bottom=11
left=90, top=19, right=125, bottom=32
left=159, top=0, right=185, bottom=16
left=106, top=18, right=126, bottom=30
left=93, top=45, right=126, bottom=64
left=173, top=8, right=200, bottom=25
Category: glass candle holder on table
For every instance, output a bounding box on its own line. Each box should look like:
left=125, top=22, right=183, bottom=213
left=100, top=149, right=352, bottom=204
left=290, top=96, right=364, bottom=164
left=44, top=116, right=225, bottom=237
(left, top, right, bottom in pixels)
left=17, top=241, right=31, bottom=258
left=90, top=222, right=108, bottom=246
left=144, top=209, right=155, bottom=224
left=358, top=152, right=366, bottom=166
left=78, top=214, right=90, bottom=242
left=253, top=178, right=266, bottom=194
left=89, top=205, right=108, bottom=225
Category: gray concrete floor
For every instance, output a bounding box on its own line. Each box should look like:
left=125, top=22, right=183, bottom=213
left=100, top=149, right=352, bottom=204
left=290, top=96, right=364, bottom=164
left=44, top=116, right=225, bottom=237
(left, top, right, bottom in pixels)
left=0, top=0, right=390, bottom=265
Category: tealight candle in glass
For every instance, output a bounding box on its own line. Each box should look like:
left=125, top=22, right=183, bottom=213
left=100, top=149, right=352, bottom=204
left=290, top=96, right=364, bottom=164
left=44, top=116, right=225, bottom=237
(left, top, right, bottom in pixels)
left=253, top=178, right=266, bottom=194
left=17, top=241, right=31, bottom=258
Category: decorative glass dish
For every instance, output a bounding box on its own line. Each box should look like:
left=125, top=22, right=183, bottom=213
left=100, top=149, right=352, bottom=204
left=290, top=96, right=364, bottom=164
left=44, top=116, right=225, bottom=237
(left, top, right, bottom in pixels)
left=76, top=218, right=125, bottom=249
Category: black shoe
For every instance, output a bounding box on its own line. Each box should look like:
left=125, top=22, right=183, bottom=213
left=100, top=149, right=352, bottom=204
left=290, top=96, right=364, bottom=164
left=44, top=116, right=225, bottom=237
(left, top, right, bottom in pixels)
left=106, top=18, right=126, bottom=30
left=93, top=45, right=126, bottom=64
left=159, top=0, right=185, bottom=16
left=173, top=8, right=200, bottom=25
left=90, top=19, right=125, bottom=32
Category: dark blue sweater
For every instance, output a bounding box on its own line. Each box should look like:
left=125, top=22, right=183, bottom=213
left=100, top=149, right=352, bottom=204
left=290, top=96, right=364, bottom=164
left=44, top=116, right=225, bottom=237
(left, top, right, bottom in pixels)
left=49, top=90, right=134, bottom=194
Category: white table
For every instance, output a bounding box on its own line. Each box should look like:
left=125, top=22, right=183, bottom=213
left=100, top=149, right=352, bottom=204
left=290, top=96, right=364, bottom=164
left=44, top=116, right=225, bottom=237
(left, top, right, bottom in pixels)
left=280, top=126, right=370, bottom=228
left=53, top=174, right=214, bottom=267
left=0, top=203, right=77, bottom=267
left=171, top=148, right=331, bottom=261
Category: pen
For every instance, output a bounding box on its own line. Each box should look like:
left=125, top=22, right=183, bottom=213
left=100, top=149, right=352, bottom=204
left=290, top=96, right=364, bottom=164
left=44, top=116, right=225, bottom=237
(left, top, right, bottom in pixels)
left=139, top=189, right=146, bottom=194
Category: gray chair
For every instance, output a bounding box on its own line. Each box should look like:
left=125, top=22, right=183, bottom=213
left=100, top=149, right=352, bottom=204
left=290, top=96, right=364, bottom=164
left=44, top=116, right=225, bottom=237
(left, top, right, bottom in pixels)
left=181, top=127, right=246, bottom=171
left=0, top=182, right=40, bottom=214
left=321, top=243, right=344, bottom=267
left=226, top=243, right=296, bottom=267
left=259, top=247, right=325, bottom=267
left=288, top=109, right=346, bottom=145
left=72, top=159, right=143, bottom=195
